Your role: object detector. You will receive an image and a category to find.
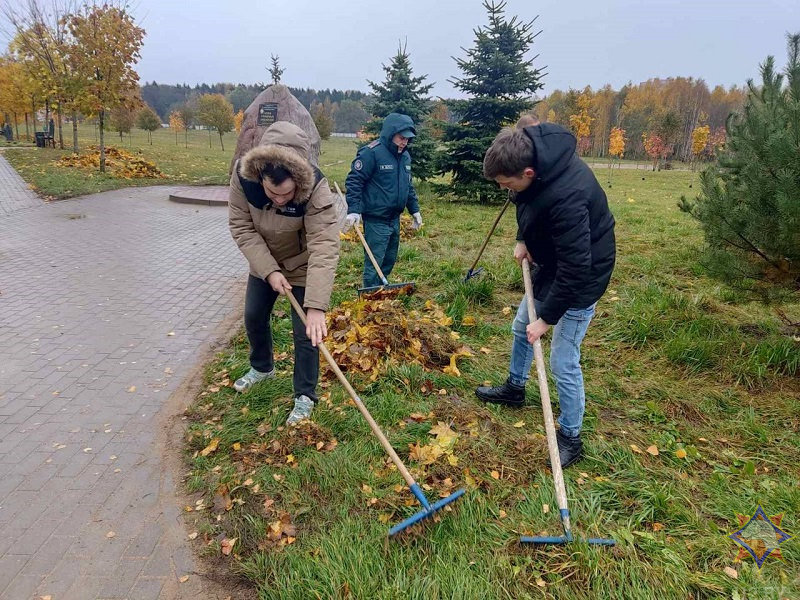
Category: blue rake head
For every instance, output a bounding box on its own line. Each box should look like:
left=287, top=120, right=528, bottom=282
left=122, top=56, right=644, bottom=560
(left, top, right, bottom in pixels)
left=463, top=266, right=484, bottom=282
left=520, top=509, right=615, bottom=546
left=388, top=484, right=466, bottom=536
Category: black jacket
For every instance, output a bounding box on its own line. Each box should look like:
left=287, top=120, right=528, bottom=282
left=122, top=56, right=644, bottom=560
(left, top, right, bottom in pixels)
left=515, top=123, right=616, bottom=325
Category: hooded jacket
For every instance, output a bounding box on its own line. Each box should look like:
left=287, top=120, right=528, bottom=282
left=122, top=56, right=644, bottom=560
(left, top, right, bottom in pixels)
left=344, top=113, right=420, bottom=221
left=229, top=121, right=340, bottom=311
left=514, top=123, right=616, bottom=325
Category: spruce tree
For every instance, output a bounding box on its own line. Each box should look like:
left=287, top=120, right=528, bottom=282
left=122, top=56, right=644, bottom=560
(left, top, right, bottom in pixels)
left=679, top=33, right=800, bottom=301
left=437, top=0, right=544, bottom=203
left=363, top=42, right=436, bottom=180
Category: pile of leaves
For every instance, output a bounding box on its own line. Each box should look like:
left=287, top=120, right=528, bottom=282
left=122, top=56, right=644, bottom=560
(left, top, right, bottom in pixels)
left=57, top=145, right=165, bottom=179
left=325, top=288, right=471, bottom=380
left=340, top=214, right=419, bottom=243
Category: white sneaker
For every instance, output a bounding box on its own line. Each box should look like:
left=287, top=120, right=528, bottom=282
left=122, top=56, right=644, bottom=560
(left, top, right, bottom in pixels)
left=233, top=367, right=275, bottom=392
left=286, top=395, right=314, bottom=425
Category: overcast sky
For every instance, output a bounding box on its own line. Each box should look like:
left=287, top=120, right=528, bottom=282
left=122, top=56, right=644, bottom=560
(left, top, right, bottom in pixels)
left=81, top=0, right=800, bottom=96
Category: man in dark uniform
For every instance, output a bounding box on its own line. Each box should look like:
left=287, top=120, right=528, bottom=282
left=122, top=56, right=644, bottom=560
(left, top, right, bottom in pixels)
left=343, top=112, right=422, bottom=287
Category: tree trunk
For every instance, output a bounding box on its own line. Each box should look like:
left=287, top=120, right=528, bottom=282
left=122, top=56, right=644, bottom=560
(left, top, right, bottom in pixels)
left=99, top=109, right=106, bottom=173
left=72, top=110, right=79, bottom=153
left=219, top=131, right=224, bottom=152
left=13, top=113, right=19, bottom=139
left=25, top=114, right=30, bottom=141
left=208, top=129, right=211, bottom=148
left=31, top=97, right=37, bottom=136
left=56, top=101, right=64, bottom=149
left=184, top=129, right=188, bottom=148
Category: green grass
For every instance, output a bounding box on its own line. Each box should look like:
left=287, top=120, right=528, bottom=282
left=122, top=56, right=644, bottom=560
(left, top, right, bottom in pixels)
left=6, top=132, right=797, bottom=598
left=177, top=163, right=799, bottom=599
left=2, top=124, right=361, bottom=200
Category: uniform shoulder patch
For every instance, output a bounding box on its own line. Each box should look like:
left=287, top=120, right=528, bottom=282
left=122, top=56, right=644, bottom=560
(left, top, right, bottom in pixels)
left=354, top=159, right=363, bottom=171
left=367, top=140, right=381, bottom=148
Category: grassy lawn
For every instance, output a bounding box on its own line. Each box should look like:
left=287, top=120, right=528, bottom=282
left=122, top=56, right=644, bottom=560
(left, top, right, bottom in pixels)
left=2, top=124, right=242, bottom=199
left=178, top=160, right=798, bottom=599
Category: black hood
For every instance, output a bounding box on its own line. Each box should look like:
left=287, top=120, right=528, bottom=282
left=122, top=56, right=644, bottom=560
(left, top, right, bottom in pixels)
left=522, top=123, right=577, bottom=185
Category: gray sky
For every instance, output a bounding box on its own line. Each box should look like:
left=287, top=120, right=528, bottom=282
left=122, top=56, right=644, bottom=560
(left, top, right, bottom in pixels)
left=132, top=0, right=798, bottom=96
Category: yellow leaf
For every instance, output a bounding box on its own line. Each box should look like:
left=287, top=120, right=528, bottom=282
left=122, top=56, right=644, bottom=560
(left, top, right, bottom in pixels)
left=675, top=448, right=687, bottom=459
left=232, top=443, right=241, bottom=451
left=646, top=445, right=659, bottom=456
left=513, top=421, right=525, bottom=428
left=200, top=438, right=220, bottom=457
left=106, top=531, right=116, bottom=538
left=630, top=444, right=643, bottom=454
left=443, top=354, right=462, bottom=377
left=480, top=347, right=491, bottom=354
left=723, top=567, right=738, bottom=579
left=542, top=504, right=550, bottom=514
left=462, top=315, right=477, bottom=326
left=490, top=470, right=500, bottom=480
left=536, top=578, right=546, bottom=587
left=188, top=532, right=199, bottom=540
left=179, top=575, right=189, bottom=583
left=447, top=454, right=459, bottom=466
left=652, top=522, right=664, bottom=531
left=127, top=386, right=136, bottom=393
left=502, top=306, right=512, bottom=315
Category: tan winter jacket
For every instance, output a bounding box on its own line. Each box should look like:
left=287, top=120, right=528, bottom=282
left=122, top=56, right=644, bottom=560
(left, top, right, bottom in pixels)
left=229, top=122, right=340, bottom=311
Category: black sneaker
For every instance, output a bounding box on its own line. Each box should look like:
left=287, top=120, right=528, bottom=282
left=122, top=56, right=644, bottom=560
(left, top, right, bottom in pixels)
left=475, top=378, right=525, bottom=407
left=553, top=430, right=584, bottom=469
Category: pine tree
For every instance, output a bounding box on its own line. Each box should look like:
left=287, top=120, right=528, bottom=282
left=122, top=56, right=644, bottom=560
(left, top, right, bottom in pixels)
left=679, top=33, right=800, bottom=301
left=363, top=42, right=436, bottom=180
left=269, top=54, right=284, bottom=84
left=437, top=0, right=544, bottom=203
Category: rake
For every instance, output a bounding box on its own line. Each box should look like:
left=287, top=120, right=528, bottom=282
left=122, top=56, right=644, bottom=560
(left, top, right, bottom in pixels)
left=517, top=259, right=615, bottom=547
left=285, top=291, right=465, bottom=536
left=464, top=195, right=512, bottom=282
left=334, top=182, right=416, bottom=295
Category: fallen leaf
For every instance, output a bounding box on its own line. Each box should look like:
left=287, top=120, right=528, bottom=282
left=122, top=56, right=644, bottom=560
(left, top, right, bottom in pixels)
left=542, top=504, right=550, bottom=514
left=462, top=315, right=477, bottom=326
left=499, top=510, right=507, bottom=519
left=646, top=445, right=659, bottom=456
left=106, top=531, right=115, bottom=538
left=200, top=438, right=220, bottom=457
left=480, top=347, right=491, bottom=354
left=83, top=448, right=92, bottom=453
left=179, top=575, right=189, bottom=583
left=232, top=442, right=241, bottom=451
left=652, top=522, right=664, bottom=531
left=167, top=331, right=175, bottom=337
left=221, top=537, right=237, bottom=556
left=630, top=444, right=643, bottom=454
left=188, top=532, right=198, bottom=540
left=675, top=448, right=687, bottom=459
left=502, top=306, right=512, bottom=315
left=536, top=578, right=546, bottom=588
left=513, top=421, right=525, bottom=428
left=723, top=566, right=738, bottom=579
left=490, top=470, right=500, bottom=480
left=127, top=386, right=136, bottom=393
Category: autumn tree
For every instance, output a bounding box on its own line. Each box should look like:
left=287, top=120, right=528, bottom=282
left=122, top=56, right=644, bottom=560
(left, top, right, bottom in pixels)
left=690, top=124, right=710, bottom=169
left=268, top=54, right=284, bottom=84
left=169, top=110, right=184, bottom=145
left=136, top=104, right=161, bottom=144
left=679, top=33, right=800, bottom=302
left=437, top=0, right=544, bottom=203
left=568, top=90, right=593, bottom=155
left=0, top=58, right=32, bottom=140
left=174, top=102, right=194, bottom=148
left=311, top=98, right=335, bottom=140
left=643, top=132, right=667, bottom=171
left=108, top=99, right=138, bottom=143
left=196, top=93, right=235, bottom=151
left=607, top=127, right=625, bottom=181
left=65, top=2, right=144, bottom=172
left=363, top=41, right=436, bottom=179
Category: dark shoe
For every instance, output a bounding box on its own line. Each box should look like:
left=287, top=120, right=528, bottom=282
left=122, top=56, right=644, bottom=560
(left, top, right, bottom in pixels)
left=475, top=379, right=525, bottom=407
left=553, top=430, right=584, bottom=469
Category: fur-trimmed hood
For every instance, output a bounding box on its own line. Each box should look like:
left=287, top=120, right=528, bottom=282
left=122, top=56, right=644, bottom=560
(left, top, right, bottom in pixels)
left=238, top=122, right=315, bottom=202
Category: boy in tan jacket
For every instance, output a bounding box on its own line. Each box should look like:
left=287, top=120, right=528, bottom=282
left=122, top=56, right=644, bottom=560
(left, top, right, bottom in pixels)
left=229, top=122, right=340, bottom=425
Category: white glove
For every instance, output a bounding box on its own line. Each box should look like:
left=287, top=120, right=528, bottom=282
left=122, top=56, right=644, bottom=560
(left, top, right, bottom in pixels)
left=411, top=212, right=423, bottom=230
left=343, top=213, right=361, bottom=232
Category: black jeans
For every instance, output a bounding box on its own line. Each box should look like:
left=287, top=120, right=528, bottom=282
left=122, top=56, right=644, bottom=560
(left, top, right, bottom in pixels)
left=244, top=275, right=318, bottom=401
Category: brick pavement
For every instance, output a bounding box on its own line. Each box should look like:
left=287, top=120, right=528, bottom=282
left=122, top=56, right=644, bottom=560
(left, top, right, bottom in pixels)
left=0, top=172, right=248, bottom=599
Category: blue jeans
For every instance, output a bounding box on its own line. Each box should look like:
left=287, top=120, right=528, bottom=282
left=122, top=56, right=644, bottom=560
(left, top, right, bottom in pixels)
left=509, top=295, right=596, bottom=438
left=363, top=217, right=400, bottom=288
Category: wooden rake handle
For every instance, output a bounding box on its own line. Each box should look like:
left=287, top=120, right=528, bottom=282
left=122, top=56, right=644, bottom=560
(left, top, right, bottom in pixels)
left=521, top=259, right=570, bottom=522
left=284, top=291, right=417, bottom=487
left=467, top=195, right=512, bottom=274
left=333, top=181, right=389, bottom=285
